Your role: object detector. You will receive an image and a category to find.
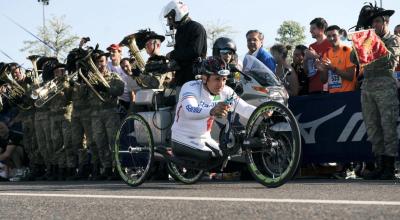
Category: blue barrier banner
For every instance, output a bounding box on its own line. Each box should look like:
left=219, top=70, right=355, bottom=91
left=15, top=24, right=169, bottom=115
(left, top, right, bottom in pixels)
left=288, top=91, right=399, bottom=163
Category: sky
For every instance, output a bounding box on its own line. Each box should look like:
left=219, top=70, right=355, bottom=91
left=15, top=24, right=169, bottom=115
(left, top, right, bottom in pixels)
left=1, top=0, right=399, bottom=67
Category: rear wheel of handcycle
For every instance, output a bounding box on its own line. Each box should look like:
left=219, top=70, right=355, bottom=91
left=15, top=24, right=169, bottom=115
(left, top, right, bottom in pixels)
left=114, top=113, right=154, bottom=187
left=167, top=162, right=205, bottom=184
left=244, top=101, right=301, bottom=188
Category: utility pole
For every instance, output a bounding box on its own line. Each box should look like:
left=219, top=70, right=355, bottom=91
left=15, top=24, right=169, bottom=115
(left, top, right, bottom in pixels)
left=37, top=0, right=49, bottom=30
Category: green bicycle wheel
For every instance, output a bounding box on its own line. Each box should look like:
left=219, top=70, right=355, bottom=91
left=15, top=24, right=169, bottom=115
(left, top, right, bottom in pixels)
left=114, top=114, right=154, bottom=187
left=245, top=101, right=301, bottom=188
left=167, top=162, right=205, bottom=184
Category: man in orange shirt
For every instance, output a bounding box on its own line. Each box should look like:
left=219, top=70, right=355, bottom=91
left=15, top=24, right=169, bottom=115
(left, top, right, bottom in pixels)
left=316, top=25, right=356, bottom=93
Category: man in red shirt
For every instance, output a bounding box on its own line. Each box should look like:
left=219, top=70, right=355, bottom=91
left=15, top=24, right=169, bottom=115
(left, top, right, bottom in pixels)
left=304, top=17, right=332, bottom=93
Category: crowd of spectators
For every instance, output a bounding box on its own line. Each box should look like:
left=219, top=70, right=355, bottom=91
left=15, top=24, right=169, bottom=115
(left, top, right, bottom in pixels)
left=1, top=1, right=400, bottom=181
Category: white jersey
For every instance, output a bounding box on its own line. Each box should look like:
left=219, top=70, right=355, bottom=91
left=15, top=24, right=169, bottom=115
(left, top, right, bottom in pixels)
left=171, top=80, right=256, bottom=151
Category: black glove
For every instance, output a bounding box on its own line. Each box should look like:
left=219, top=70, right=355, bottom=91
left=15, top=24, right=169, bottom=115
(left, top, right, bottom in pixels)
left=93, top=83, right=108, bottom=93
left=145, top=61, right=165, bottom=74
left=132, top=67, right=142, bottom=77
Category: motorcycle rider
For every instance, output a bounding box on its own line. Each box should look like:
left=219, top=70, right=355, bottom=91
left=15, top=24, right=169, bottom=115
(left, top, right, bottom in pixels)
left=212, top=37, right=240, bottom=67
left=212, top=37, right=243, bottom=91
left=162, top=0, right=207, bottom=88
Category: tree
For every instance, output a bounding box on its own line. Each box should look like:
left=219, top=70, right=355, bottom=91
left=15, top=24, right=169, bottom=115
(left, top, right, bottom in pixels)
left=204, top=20, right=237, bottom=51
left=275, top=20, right=306, bottom=47
left=20, top=15, right=79, bottom=60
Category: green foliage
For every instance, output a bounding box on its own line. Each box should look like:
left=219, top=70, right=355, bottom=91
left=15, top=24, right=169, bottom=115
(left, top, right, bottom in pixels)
left=275, top=20, right=306, bottom=47
left=20, top=15, right=79, bottom=60
left=204, top=20, right=237, bottom=51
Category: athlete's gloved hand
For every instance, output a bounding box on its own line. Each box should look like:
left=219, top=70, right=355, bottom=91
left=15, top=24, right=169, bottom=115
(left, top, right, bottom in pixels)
left=210, top=102, right=230, bottom=118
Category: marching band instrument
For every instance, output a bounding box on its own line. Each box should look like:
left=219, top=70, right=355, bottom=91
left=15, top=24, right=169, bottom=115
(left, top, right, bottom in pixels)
left=76, top=48, right=110, bottom=102
left=31, top=71, right=77, bottom=108
left=0, top=64, right=31, bottom=110
left=120, top=33, right=146, bottom=72
left=27, top=55, right=41, bottom=87
left=120, top=33, right=148, bottom=87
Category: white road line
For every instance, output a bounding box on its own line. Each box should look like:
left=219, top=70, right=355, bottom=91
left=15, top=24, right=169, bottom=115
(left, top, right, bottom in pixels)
left=1, top=193, right=400, bottom=206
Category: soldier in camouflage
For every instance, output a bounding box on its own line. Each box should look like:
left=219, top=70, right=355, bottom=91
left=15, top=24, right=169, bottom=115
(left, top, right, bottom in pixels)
left=90, top=50, right=124, bottom=180
left=34, top=57, right=59, bottom=180
left=351, top=7, right=400, bottom=180
left=47, top=64, right=74, bottom=180
left=132, top=29, right=174, bottom=90
left=69, top=75, right=97, bottom=180
left=8, top=63, right=44, bottom=179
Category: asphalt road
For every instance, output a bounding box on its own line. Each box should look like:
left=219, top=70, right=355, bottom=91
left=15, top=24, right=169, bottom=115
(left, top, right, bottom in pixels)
left=1, top=179, right=400, bottom=220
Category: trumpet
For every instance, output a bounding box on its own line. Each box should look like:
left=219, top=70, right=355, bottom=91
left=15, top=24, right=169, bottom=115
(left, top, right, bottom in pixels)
left=31, top=71, right=77, bottom=108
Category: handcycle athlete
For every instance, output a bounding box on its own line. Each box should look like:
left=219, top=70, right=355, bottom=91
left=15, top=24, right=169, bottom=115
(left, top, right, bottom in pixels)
left=170, top=56, right=255, bottom=162
left=114, top=56, right=301, bottom=188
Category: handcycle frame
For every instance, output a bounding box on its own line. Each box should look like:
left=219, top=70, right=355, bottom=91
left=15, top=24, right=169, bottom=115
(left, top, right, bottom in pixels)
left=115, top=55, right=302, bottom=187
left=115, top=88, right=301, bottom=188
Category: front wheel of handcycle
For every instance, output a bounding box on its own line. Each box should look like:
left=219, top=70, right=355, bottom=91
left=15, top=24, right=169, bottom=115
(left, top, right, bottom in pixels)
left=114, top=114, right=154, bottom=187
left=167, top=162, right=205, bottom=184
left=244, top=101, right=301, bottom=188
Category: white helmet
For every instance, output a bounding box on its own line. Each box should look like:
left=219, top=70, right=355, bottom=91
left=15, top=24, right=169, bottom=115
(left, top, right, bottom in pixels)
left=162, top=0, right=189, bottom=22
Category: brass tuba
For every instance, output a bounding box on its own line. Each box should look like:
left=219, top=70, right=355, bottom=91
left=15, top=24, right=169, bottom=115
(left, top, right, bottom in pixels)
left=119, top=33, right=149, bottom=87
left=0, top=64, right=31, bottom=110
left=120, top=33, right=146, bottom=71
left=26, top=55, right=42, bottom=87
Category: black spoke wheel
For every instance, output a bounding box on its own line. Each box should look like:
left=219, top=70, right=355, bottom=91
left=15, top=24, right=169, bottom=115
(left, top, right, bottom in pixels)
left=261, top=132, right=293, bottom=177
left=167, top=162, right=204, bottom=184
left=114, top=114, right=154, bottom=187
left=245, top=101, right=301, bottom=188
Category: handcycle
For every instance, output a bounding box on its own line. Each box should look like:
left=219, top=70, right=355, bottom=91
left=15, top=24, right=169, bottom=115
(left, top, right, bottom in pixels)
left=114, top=55, right=302, bottom=188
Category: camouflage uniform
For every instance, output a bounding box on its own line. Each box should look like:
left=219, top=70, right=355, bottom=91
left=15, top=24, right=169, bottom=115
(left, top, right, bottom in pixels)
left=71, top=82, right=96, bottom=175
left=34, top=103, right=53, bottom=174
left=139, top=55, right=174, bottom=90
left=14, top=78, right=41, bottom=170
left=89, top=70, right=124, bottom=172
left=20, top=109, right=41, bottom=167
left=48, top=80, right=73, bottom=171
left=352, top=32, right=400, bottom=179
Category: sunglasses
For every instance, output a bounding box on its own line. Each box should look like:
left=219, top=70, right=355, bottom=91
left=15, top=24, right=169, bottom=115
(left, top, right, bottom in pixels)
left=220, top=50, right=233, bottom=55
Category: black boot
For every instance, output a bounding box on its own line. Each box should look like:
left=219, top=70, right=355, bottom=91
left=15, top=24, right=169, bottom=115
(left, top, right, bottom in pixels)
left=47, top=165, right=59, bottom=181
left=364, top=156, right=384, bottom=180
left=99, top=167, right=113, bottom=181
left=57, top=168, right=66, bottom=181
left=91, top=167, right=111, bottom=181
left=36, top=165, right=52, bottom=181
left=68, top=165, right=89, bottom=180
left=90, top=164, right=104, bottom=181
left=27, top=164, right=45, bottom=181
left=107, top=168, right=121, bottom=181
left=380, top=156, right=395, bottom=180
left=64, top=167, right=76, bottom=180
